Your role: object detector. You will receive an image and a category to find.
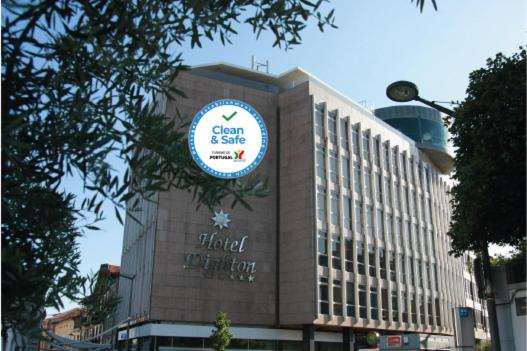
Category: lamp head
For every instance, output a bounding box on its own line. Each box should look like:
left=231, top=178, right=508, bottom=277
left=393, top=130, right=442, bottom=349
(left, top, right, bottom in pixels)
left=386, top=80, right=419, bottom=102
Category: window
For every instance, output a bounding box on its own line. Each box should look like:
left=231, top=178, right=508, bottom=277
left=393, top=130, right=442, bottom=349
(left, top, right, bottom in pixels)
left=354, top=201, right=363, bottom=234
left=435, top=298, right=441, bottom=326
left=329, top=152, right=338, bottom=183
left=401, top=153, right=407, bottom=180
left=409, top=157, right=415, bottom=184
left=317, top=186, right=326, bottom=221
left=389, top=251, right=396, bottom=282
left=401, top=186, right=407, bottom=213
left=392, top=148, right=399, bottom=177
left=404, top=187, right=410, bottom=215
left=393, top=180, right=400, bottom=210
left=386, top=214, right=393, bottom=243
left=328, top=111, right=337, bottom=144
left=392, top=290, right=399, bottom=322
left=352, top=125, right=360, bottom=156
left=346, top=282, right=355, bottom=317
left=366, top=205, right=373, bottom=236
left=425, top=169, right=431, bottom=193
left=364, top=167, right=372, bottom=199
left=380, top=248, right=387, bottom=279
left=399, top=254, right=406, bottom=283
left=434, top=266, right=439, bottom=291
left=427, top=198, right=433, bottom=224
left=333, top=280, right=343, bottom=316
left=383, top=143, right=390, bottom=170
left=405, top=220, right=411, bottom=249
left=353, top=162, right=362, bottom=195
left=343, top=197, right=352, bottom=230
left=362, top=131, right=370, bottom=161
left=402, top=291, right=408, bottom=323
left=315, top=104, right=324, bottom=138
left=419, top=295, right=425, bottom=324
left=376, top=209, right=384, bottom=239
left=382, top=288, right=389, bottom=321
left=374, top=137, right=381, bottom=166
left=371, top=287, right=379, bottom=320
left=426, top=262, right=432, bottom=289
left=417, top=259, right=423, bottom=288
left=340, top=118, right=349, bottom=149
left=332, top=234, right=341, bottom=270
left=396, top=217, right=403, bottom=247
left=428, top=296, right=434, bottom=325
left=411, top=293, right=417, bottom=324
left=345, top=238, right=353, bottom=272
left=408, top=256, right=414, bottom=286
left=384, top=177, right=392, bottom=206
left=330, top=191, right=339, bottom=225
left=368, top=244, right=376, bottom=277
left=317, top=231, right=328, bottom=267
left=357, top=241, right=365, bottom=275
left=358, top=284, right=367, bottom=319
left=316, top=144, right=326, bottom=180
left=341, top=157, right=350, bottom=188
left=375, top=173, right=382, bottom=202
left=319, top=277, right=329, bottom=314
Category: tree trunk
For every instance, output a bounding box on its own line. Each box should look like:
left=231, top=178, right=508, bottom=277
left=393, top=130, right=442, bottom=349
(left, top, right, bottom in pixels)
left=482, top=247, right=501, bottom=351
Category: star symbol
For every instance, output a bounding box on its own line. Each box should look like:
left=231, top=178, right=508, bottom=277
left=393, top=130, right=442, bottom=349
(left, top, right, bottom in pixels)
left=238, top=274, right=244, bottom=281
left=248, top=275, right=255, bottom=282
left=211, top=210, right=231, bottom=230
left=229, top=273, right=236, bottom=280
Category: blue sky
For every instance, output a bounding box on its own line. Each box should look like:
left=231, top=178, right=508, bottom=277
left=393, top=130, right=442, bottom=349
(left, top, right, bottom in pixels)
left=49, top=0, right=525, bottom=314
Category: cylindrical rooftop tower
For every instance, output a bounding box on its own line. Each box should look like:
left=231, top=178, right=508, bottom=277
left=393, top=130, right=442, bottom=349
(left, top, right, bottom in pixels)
left=374, top=105, right=453, bottom=174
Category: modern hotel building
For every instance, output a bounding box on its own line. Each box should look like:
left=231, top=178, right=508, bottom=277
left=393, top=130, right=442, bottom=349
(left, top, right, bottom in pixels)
left=116, top=63, right=488, bottom=350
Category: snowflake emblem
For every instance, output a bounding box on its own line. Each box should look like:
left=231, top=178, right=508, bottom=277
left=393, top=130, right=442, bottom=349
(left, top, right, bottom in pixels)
left=211, top=210, right=231, bottom=230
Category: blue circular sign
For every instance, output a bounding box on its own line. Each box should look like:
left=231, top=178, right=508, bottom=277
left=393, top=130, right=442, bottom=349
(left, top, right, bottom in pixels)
left=188, top=99, right=268, bottom=179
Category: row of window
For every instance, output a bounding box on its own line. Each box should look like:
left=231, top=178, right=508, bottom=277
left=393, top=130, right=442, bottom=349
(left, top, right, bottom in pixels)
left=318, top=276, right=441, bottom=326
left=318, top=231, right=439, bottom=289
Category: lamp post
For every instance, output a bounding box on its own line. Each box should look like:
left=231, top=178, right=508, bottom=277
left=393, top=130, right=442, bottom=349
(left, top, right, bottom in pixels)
left=385, top=80, right=501, bottom=351
left=386, top=80, right=455, bottom=116
left=120, top=273, right=136, bottom=351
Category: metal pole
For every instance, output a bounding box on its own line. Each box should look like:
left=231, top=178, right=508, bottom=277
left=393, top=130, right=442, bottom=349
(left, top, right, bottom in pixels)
left=415, top=96, right=455, bottom=116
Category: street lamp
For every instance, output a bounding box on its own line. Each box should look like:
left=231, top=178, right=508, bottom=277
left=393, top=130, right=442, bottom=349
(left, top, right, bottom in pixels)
left=386, top=80, right=455, bottom=116
left=120, top=272, right=136, bottom=351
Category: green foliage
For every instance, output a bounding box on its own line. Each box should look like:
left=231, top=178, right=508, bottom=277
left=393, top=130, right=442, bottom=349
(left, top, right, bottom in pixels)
left=80, top=271, right=121, bottom=326
left=447, top=48, right=526, bottom=255
left=210, top=311, right=233, bottom=351
left=490, top=245, right=526, bottom=267
left=480, top=340, right=491, bottom=351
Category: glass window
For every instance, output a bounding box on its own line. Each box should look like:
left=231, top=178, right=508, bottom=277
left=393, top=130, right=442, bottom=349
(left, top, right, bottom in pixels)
left=402, top=291, right=408, bottom=323
left=328, top=111, right=337, bottom=144
left=318, top=231, right=328, bottom=267
left=362, top=131, right=370, bottom=161
left=346, top=282, right=355, bottom=317
left=368, top=244, right=376, bottom=277
left=358, top=284, right=367, bottom=319
left=411, top=293, right=417, bottom=324
left=383, top=143, right=390, bottom=171
left=435, top=298, right=441, bottom=326
left=319, top=277, right=329, bottom=314
left=345, top=238, right=353, bottom=272
left=364, top=167, right=372, bottom=199
left=401, top=153, right=407, bottom=180
left=420, top=295, right=425, bottom=324
left=315, top=104, right=324, bottom=138
left=384, top=176, right=392, bottom=206
left=386, top=214, right=393, bottom=243
left=317, top=186, right=326, bottom=221
left=434, top=266, right=439, bottom=290
left=428, top=296, right=434, bottom=325
left=376, top=209, right=384, bottom=238
left=405, top=220, right=411, bottom=249
left=393, top=180, right=400, bottom=210
left=392, top=290, right=399, bottom=322
left=340, top=118, right=349, bottom=149
left=329, top=151, right=337, bottom=183
left=375, top=172, right=382, bottom=202
left=357, top=241, right=365, bottom=275
left=380, top=248, right=387, bottom=280
left=396, top=217, right=403, bottom=247
left=330, top=191, right=339, bottom=225
left=426, top=262, right=432, bottom=289
left=366, top=205, right=373, bottom=236
left=354, top=201, right=363, bottom=234
left=316, top=144, right=326, bottom=180
left=382, top=288, right=389, bottom=321
left=343, top=196, right=352, bottom=230
left=389, top=250, right=396, bottom=282
left=408, top=256, right=415, bottom=286
left=341, top=157, right=350, bottom=188
left=417, top=259, right=423, bottom=288
left=333, top=280, right=343, bottom=316
left=392, top=148, right=399, bottom=177
left=353, top=162, right=362, bottom=195
left=374, top=137, right=381, bottom=166
left=399, top=254, right=406, bottom=283
left=404, top=187, right=410, bottom=215
left=352, top=125, right=360, bottom=156
left=371, top=287, right=378, bottom=320
left=332, top=234, right=341, bottom=270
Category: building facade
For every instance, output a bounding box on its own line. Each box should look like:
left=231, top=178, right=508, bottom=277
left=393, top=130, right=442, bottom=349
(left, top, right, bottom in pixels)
left=116, top=63, right=484, bottom=350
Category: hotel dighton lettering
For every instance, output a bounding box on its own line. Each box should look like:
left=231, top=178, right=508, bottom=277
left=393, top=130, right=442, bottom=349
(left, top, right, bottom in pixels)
left=183, top=210, right=257, bottom=282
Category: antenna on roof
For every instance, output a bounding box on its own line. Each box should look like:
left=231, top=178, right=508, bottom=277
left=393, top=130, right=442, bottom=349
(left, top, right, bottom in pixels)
left=251, top=55, right=270, bottom=73
left=358, top=100, right=375, bottom=112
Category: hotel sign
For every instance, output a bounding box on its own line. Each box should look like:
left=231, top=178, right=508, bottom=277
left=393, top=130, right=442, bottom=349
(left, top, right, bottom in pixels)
left=183, top=210, right=257, bottom=282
